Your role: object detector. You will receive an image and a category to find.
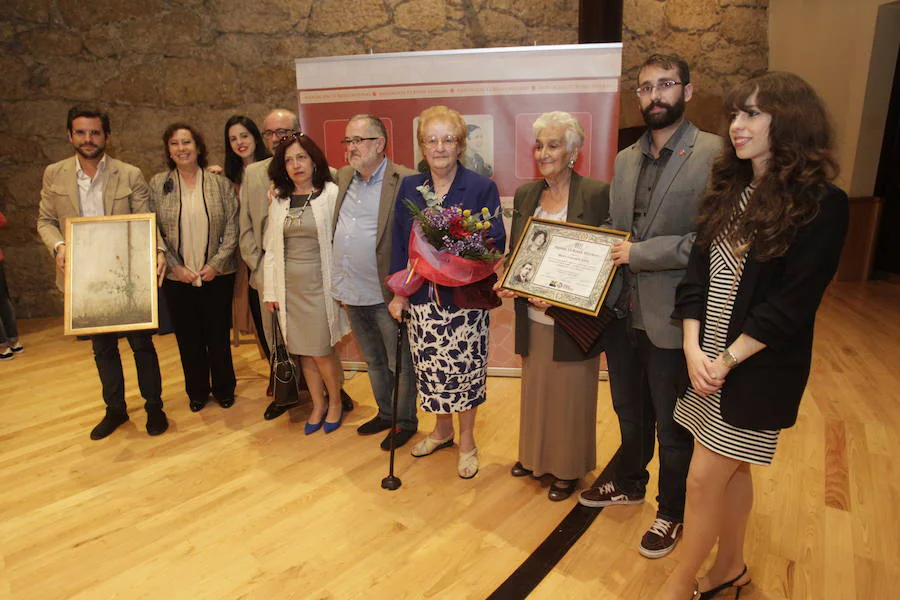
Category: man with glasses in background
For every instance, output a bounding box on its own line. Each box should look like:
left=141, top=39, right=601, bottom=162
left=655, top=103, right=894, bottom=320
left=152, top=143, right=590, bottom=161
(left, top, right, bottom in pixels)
left=578, top=54, right=722, bottom=559
left=240, top=109, right=353, bottom=418
left=331, top=115, right=418, bottom=450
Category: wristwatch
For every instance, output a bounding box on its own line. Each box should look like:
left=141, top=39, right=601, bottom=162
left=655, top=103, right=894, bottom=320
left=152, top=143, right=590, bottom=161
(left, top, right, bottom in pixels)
left=719, top=349, right=739, bottom=369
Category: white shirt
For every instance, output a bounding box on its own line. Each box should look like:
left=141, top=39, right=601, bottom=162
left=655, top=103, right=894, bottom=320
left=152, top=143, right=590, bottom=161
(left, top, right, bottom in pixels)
left=75, top=154, right=108, bottom=218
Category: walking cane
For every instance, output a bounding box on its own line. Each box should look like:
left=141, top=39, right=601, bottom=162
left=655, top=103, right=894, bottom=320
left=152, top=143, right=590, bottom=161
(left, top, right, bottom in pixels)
left=381, top=311, right=408, bottom=491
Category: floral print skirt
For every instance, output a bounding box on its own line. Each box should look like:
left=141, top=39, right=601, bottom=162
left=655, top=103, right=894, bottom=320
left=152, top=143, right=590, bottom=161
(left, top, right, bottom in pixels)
left=408, top=302, right=489, bottom=414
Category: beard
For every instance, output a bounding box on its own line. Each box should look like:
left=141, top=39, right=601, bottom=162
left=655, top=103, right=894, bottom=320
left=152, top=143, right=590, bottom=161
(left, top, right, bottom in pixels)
left=75, top=143, right=105, bottom=160
left=641, top=96, right=686, bottom=130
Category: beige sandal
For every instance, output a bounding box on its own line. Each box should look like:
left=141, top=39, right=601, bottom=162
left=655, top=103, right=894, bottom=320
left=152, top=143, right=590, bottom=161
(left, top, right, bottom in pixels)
left=410, top=433, right=454, bottom=457
left=457, top=447, right=479, bottom=479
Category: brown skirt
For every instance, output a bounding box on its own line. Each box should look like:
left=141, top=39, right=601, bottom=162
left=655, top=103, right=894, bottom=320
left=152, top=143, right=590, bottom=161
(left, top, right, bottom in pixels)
left=518, top=319, right=600, bottom=480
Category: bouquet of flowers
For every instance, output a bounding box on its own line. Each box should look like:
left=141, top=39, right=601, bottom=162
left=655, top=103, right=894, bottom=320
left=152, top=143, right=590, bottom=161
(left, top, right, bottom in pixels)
left=386, top=184, right=503, bottom=299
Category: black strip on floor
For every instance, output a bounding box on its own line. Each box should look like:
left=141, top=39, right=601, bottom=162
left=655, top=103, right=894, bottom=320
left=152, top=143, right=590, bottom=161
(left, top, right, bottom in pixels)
left=485, top=451, right=620, bottom=600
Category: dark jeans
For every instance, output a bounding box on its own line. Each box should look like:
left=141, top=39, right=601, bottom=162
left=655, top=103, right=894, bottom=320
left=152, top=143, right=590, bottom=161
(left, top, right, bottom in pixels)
left=91, top=331, right=163, bottom=414
left=345, top=303, right=418, bottom=430
left=247, top=284, right=270, bottom=360
left=0, top=263, right=18, bottom=344
left=164, top=274, right=236, bottom=403
left=604, top=316, right=693, bottom=522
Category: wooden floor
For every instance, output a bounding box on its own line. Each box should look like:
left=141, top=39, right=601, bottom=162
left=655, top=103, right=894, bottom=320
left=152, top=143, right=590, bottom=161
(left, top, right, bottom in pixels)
left=1, top=281, right=898, bottom=600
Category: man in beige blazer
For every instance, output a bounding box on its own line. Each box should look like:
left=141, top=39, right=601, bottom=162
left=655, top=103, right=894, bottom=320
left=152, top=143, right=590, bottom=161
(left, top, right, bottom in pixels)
left=331, top=115, right=418, bottom=450
left=37, top=105, right=169, bottom=440
left=239, top=108, right=352, bottom=418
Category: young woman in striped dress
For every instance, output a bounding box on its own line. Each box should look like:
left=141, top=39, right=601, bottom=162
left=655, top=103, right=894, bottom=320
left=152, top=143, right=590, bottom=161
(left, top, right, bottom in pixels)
left=661, top=72, right=850, bottom=599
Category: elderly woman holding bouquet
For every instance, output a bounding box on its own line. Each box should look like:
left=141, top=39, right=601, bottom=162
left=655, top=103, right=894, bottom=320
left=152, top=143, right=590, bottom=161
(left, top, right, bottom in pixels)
left=496, top=111, right=610, bottom=501
left=388, top=105, right=506, bottom=479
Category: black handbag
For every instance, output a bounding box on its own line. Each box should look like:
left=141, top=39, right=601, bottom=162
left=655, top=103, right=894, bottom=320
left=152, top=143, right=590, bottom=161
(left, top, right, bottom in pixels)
left=270, top=309, right=308, bottom=408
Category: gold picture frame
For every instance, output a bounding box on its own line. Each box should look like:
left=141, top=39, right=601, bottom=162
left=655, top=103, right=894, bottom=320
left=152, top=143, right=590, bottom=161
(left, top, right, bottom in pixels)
left=500, top=217, right=629, bottom=316
left=64, top=213, right=159, bottom=336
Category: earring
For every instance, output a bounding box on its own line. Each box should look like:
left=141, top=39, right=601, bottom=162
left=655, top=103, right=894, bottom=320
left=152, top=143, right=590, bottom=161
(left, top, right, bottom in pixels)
left=567, top=157, right=576, bottom=168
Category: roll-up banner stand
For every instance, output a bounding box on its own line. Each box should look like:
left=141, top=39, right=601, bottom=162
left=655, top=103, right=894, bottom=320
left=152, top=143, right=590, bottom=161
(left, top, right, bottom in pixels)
left=296, top=44, right=622, bottom=376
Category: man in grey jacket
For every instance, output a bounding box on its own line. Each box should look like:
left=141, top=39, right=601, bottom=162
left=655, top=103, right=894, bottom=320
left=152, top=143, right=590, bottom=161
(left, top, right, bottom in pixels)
left=578, top=54, right=722, bottom=559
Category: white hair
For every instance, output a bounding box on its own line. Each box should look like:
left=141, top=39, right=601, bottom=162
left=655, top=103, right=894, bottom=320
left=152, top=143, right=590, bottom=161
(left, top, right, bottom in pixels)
left=532, top=111, right=585, bottom=152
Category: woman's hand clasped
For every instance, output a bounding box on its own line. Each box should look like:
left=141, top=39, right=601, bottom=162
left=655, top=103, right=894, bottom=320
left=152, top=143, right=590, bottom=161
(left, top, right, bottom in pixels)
left=685, top=345, right=725, bottom=397
left=171, top=264, right=198, bottom=284
left=198, top=264, right=218, bottom=282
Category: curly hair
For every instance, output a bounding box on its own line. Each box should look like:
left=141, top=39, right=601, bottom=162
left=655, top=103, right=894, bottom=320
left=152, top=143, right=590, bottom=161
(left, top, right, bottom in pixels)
left=695, top=72, right=839, bottom=261
left=267, top=132, right=332, bottom=198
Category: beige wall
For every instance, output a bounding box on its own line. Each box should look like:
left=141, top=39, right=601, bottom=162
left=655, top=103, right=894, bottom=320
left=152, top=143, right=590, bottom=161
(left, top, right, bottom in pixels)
left=769, top=0, right=900, bottom=197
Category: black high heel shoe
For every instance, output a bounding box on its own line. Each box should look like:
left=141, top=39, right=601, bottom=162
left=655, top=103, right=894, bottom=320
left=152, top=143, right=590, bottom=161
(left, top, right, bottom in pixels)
left=699, top=565, right=750, bottom=599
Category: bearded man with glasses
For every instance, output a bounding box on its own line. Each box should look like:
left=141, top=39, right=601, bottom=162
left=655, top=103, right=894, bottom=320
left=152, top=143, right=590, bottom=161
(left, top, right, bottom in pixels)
left=577, top=54, right=722, bottom=560
left=239, top=109, right=352, bottom=419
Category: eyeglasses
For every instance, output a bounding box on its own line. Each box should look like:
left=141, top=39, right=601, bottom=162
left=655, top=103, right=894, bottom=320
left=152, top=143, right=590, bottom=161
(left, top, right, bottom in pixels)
left=276, top=131, right=305, bottom=147
left=263, top=128, right=294, bottom=139
left=634, top=80, right=684, bottom=97
left=422, top=135, right=459, bottom=148
left=340, top=136, right=379, bottom=147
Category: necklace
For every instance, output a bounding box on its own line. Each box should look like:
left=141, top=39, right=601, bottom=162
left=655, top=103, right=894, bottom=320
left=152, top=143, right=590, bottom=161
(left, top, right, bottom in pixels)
left=285, top=191, right=315, bottom=225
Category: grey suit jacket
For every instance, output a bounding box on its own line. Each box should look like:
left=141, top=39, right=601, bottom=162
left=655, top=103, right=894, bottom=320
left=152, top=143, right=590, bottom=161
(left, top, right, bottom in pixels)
left=609, top=120, right=722, bottom=349
left=148, top=169, right=238, bottom=275
left=37, top=155, right=158, bottom=291
left=510, top=171, right=611, bottom=360
left=332, top=159, right=417, bottom=304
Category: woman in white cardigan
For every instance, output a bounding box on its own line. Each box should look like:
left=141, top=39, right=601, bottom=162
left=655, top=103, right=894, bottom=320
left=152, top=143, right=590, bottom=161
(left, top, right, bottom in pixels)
left=263, top=132, right=350, bottom=435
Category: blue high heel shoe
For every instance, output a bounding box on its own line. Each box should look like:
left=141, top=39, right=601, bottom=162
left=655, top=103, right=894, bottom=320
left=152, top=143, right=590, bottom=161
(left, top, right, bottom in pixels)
left=323, top=407, right=344, bottom=434
left=304, top=410, right=327, bottom=435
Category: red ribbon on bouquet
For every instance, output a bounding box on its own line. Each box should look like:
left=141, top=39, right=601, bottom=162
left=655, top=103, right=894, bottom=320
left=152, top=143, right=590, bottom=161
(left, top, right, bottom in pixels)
left=386, top=223, right=500, bottom=296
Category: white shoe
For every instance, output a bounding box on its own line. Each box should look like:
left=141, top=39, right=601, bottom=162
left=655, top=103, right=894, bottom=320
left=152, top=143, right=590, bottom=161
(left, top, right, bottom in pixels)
left=410, top=434, right=454, bottom=457
left=457, top=447, right=478, bottom=479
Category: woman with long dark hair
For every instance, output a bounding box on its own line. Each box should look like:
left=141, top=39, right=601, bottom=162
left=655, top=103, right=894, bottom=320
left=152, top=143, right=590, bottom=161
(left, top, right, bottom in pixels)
left=223, top=115, right=270, bottom=356
left=150, top=123, right=239, bottom=412
left=223, top=115, right=269, bottom=187
left=661, top=72, right=849, bottom=599
left=262, top=132, right=350, bottom=434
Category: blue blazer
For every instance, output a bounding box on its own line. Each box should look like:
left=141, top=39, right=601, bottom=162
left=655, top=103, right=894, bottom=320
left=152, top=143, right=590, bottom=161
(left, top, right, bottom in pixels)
left=390, top=164, right=506, bottom=308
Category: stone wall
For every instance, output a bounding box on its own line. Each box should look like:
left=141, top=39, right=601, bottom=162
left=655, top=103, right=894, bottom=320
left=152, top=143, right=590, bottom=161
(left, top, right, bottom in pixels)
left=0, top=0, right=766, bottom=318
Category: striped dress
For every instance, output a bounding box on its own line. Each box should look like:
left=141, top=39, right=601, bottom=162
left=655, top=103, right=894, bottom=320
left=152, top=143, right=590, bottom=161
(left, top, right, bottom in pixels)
left=674, top=186, right=780, bottom=465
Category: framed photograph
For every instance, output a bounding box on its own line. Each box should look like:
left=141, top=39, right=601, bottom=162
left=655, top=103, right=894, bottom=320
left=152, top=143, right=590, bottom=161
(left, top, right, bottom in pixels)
left=500, top=217, right=629, bottom=316
left=64, top=213, right=159, bottom=336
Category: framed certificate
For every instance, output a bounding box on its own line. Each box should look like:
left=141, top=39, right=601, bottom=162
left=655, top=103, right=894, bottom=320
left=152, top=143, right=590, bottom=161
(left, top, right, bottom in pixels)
left=500, top=217, right=629, bottom=316
left=64, top=213, right=159, bottom=336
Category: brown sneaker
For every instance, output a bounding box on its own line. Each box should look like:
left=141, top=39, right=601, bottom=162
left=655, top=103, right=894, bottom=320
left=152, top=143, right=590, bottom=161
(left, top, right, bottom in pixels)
left=639, top=517, right=683, bottom=558
left=577, top=481, right=645, bottom=508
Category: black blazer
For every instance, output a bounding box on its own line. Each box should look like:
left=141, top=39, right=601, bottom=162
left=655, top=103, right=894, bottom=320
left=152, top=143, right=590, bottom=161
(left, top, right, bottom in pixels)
left=672, top=184, right=850, bottom=430
left=510, top=171, right=611, bottom=362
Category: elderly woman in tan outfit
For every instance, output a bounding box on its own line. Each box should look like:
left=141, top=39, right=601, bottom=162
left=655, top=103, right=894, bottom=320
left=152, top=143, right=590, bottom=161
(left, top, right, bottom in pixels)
left=497, top=111, right=610, bottom=501
left=150, top=122, right=239, bottom=413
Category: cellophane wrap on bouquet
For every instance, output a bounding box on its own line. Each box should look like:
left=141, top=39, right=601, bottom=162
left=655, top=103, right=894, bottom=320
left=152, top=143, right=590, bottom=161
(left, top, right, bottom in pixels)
left=387, top=197, right=503, bottom=302
left=387, top=222, right=501, bottom=295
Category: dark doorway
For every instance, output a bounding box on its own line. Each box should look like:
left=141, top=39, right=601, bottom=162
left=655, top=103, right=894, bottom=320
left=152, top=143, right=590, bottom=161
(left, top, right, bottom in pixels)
left=873, top=44, right=900, bottom=276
